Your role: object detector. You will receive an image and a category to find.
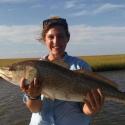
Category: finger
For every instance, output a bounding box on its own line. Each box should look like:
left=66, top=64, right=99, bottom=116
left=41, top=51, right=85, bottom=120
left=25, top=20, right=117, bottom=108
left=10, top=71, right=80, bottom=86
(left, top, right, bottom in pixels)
left=97, top=88, right=105, bottom=105
left=19, top=77, right=27, bottom=92
left=19, top=77, right=25, bottom=88
left=29, top=79, right=34, bottom=89
left=84, top=99, right=93, bottom=113
left=36, top=77, right=44, bottom=90
left=86, top=91, right=96, bottom=110
left=33, top=77, right=39, bottom=88
left=92, top=89, right=101, bottom=109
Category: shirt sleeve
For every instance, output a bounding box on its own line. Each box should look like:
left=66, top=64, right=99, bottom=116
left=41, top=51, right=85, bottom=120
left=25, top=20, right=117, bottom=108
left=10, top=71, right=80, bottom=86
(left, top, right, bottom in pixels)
left=79, top=60, right=92, bottom=71
left=68, top=56, right=92, bottom=72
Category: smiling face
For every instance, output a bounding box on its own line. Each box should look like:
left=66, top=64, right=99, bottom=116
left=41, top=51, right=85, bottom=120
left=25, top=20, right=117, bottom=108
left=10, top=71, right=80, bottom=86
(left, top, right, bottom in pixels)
left=44, top=25, right=69, bottom=60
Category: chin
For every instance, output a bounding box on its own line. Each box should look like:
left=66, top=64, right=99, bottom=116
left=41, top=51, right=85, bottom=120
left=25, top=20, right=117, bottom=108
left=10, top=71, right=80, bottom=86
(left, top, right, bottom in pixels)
left=52, top=51, right=64, bottom=57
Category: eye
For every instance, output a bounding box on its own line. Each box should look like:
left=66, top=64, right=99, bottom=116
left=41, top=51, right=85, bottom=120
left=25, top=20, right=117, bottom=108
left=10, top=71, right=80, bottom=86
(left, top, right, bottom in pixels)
left=58, top=34, right=65, bottom=39
left=9, top=65, right=16, bottom=71
left=48, top=35, right=54, bottom=40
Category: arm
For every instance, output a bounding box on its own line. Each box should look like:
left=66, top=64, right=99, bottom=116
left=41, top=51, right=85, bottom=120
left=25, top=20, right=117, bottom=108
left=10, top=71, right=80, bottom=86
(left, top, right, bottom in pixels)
left=80, top=65, right=105, bottom=116
left=20, top=77, right=43, bottom=113
left=25, top=98, right=42, bottom=113
left=79, top=61, right=105, bottom=116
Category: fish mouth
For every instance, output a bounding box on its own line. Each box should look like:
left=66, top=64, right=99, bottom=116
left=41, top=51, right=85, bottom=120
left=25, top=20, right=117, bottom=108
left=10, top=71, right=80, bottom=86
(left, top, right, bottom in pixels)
left=0, top=73, right=12, bottom=81
left=0, top=67, right=12, bottom=81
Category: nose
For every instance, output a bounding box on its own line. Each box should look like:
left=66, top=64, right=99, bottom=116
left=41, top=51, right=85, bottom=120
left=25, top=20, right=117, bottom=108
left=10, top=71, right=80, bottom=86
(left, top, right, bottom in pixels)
left=53, top=36, right=60, bottom=45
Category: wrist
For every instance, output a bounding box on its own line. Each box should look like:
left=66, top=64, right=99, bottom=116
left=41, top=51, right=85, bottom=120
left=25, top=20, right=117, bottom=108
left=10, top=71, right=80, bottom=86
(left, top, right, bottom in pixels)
left=25, top=93, right=41, bottom=101
left=28, top=95, right=41, bottom=100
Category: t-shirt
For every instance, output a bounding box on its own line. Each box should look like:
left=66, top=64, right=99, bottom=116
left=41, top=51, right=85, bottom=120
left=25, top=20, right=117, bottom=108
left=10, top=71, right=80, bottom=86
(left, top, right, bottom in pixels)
left=27, top=53, right=92, bottom=125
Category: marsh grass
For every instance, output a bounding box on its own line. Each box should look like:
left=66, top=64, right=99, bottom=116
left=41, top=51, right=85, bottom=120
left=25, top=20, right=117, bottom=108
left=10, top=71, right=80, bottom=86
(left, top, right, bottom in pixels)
left=0, top=58, right=37, bottom=67
left=80, top=54, right=125, bottom=71
left=0, top=54, right=125, bottom=71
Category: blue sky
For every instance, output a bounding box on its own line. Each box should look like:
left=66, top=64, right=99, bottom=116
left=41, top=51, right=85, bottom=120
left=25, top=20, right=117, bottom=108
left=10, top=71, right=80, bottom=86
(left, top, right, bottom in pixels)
left=0, top=0, right=125, bottom=58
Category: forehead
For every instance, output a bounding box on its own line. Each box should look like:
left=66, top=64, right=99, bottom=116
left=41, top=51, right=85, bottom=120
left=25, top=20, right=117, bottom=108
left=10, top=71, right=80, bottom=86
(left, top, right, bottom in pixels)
left=46, top=25, right=66, bottom=35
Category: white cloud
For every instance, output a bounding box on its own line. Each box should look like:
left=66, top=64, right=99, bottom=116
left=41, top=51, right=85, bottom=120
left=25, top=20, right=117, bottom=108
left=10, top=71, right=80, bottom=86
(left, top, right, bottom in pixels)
left=0, top=0, right=36, bottom=4
left=67, top=25, right=125, bottom=55
left=0, top=25, right=40, bottom=44
left=71, top=10, right=88, bottom=16
left=0, top=25, right=46, bottom=58
left=69, top=25, right=125, bottom=44
left=0, top=24, right=125, bottom=58
left=7, top=8, right=14, bottom=11
left=71, top=3, right=125, bottom=17
left=65, top=0, right=77, bottom=9
left=64, top=0, right=86, bottom=9
left=31, top=4, right=43, bottom=9
left=0, top=24, right=125, bottom=46
left=93, top=3, right=125, bottom=14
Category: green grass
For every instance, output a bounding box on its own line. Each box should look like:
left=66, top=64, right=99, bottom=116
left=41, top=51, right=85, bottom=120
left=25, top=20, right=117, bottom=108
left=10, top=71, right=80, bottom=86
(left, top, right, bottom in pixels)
left=0, top=54, right=125, bottom=71
left=80, top=54, right=125, bottom=71
left=0, top=58, right=37, bottom=67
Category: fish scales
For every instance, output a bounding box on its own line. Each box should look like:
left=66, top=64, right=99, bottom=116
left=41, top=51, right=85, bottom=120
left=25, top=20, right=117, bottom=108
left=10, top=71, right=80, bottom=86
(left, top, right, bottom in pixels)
left=0, top=60, right=125, bottom=103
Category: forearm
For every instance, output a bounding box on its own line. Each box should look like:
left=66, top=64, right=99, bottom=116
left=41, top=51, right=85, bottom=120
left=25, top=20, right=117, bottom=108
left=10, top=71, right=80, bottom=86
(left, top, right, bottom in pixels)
left=26, top=99, right=42, bottom=113
left=20, top=77, right=43, bottom=113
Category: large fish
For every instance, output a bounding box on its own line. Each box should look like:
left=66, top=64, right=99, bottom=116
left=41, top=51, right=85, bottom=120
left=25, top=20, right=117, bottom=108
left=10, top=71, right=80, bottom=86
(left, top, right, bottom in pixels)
left=0, top=60, right=125, bottom=103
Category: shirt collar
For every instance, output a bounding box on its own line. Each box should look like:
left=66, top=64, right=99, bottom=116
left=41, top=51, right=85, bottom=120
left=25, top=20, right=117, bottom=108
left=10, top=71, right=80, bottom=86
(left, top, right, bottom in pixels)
left=42, top=52, right=68, bottom=61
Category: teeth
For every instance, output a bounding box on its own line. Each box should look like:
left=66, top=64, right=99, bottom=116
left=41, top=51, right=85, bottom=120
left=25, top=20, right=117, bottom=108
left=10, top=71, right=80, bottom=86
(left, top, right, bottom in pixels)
left=54, top=46, right=59, bottom=48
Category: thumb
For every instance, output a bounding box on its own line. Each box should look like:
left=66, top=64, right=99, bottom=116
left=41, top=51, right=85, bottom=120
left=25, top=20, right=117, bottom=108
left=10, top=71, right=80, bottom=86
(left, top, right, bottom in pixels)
left=19, top=77, right=28, bottom=92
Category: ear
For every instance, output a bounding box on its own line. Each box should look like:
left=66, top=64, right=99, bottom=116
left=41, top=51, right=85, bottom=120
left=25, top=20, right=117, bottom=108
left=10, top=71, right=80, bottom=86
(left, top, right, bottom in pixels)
left=67, top=32, right=70, bottom=42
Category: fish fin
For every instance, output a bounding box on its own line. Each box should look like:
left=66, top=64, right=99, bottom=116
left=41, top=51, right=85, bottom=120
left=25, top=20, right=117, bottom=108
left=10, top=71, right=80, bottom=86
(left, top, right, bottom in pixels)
left=52, top=60, right=69, bottom=69
left=42, top=91, right=55, bottom=100
left=73, top=69, right=86, bottom=74
left=74, top=69, right=119, bottom=89
left=90, top=71, right=118, bottom=89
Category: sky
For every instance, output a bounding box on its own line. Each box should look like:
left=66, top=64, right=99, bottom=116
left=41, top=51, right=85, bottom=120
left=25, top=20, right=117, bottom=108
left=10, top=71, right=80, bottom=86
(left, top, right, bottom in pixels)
left=0, top=0, right=125, bottom=58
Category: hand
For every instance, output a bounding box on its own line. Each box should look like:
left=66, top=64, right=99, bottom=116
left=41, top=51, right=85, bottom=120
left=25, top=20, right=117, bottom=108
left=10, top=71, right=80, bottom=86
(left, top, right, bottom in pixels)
left=82, top=88, right=104, bottom=116
left=19, top=77, right=43, bottom=98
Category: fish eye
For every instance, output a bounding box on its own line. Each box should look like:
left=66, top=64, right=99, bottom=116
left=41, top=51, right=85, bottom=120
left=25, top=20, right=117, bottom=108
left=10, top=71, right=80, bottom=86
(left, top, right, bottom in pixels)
left=9, top=66, right=16, bottom=71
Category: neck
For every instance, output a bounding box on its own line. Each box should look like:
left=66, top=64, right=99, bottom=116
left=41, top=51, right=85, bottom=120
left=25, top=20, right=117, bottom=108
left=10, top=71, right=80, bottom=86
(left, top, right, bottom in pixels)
left=48, top=52, right=65, bottom=61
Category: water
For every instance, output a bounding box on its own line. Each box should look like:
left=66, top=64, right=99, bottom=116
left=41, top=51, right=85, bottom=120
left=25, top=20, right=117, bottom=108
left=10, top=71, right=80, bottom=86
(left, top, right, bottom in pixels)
left=92, top=70, right=125, bottom=125
left=0, top=79, right=31, bottom=125
left=0, top=70, right=125, bottom=125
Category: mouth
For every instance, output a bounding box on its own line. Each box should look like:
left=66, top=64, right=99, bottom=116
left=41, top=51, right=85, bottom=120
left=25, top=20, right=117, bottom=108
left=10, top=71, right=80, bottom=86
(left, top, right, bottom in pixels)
left=52, top=46, right=63, bottom=52
left=0, top=68, right=12, bottom=81
left=53, top=46, right=60, bottom=49
left=0, top=73, right=12, bottom=81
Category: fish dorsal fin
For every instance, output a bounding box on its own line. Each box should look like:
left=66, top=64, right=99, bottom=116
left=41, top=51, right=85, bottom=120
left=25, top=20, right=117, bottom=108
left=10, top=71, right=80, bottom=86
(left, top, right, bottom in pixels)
left=74, top=69, right=118, bottom=89
left=73, top=69, right=85, bottom=73
left=52, top=60, right=69, bottom=69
